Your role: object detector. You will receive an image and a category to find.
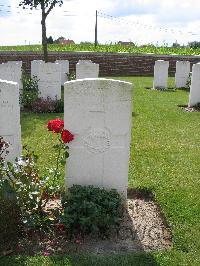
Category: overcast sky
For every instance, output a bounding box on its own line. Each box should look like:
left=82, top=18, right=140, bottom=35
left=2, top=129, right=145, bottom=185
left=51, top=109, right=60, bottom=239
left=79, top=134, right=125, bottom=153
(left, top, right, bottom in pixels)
left=0, top=0, right=199, bottom=46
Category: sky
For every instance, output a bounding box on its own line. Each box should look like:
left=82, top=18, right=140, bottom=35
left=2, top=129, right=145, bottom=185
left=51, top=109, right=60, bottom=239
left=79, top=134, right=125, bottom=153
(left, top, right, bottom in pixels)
left=0, top=0, right=200, bottom=46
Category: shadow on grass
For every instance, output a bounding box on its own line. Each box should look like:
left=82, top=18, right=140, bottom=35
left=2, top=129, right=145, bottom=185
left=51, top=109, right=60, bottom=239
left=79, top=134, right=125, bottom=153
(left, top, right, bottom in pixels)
left=132, top=112, right=138, bottom=117
left=127, top=187, right=155, bottom=200
left=176, top=87, right=190, bottom=92
left=144, top=87, right=176, bottom=92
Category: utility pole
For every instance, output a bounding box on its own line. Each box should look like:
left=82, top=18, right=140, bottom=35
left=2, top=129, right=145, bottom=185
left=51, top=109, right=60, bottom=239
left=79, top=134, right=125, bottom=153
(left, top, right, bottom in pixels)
left=95, top=10, right=97, bottom=47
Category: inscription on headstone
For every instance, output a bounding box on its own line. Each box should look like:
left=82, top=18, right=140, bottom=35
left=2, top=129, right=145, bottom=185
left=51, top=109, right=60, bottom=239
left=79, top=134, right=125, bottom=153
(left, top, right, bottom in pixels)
left=0, top=80, right=22, bottom=161
left=64, top=78, right=133, bottom=197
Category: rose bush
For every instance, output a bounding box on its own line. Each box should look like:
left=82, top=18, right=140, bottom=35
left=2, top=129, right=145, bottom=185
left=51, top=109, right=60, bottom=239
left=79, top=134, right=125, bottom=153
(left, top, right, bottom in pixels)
left=47, top=119, right=74, bottom=177
left=0, top=119, right=74, bottom=232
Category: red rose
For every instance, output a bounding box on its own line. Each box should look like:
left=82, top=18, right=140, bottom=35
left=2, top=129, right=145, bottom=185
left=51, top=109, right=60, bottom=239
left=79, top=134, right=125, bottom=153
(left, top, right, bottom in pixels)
left=61, top=130, right=74, bottom=143
left=47, top=118, right=64, bottom=133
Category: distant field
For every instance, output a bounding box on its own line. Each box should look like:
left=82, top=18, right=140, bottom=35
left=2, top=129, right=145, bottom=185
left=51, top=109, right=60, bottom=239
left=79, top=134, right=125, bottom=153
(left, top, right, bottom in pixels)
left=0, top=43, right=200, bottom=55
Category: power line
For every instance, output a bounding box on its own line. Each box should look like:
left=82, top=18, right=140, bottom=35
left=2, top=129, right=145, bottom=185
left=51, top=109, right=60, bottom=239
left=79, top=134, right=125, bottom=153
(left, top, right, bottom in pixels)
left=97, top=11, right=199, bottom=37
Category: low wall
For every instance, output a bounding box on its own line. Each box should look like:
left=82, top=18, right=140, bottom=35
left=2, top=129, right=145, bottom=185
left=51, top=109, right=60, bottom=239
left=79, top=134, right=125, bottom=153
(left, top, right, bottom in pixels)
left=0, top=51, right=200, bottom=76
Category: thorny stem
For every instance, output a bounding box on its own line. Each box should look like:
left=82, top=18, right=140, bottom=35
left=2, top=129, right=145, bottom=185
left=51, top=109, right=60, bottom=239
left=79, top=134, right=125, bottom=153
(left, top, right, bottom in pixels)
left=53, top=135, right=63, bottom=180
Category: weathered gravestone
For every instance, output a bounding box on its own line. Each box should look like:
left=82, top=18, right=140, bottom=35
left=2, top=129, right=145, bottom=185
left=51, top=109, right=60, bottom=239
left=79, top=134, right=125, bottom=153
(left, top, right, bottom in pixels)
left=36, top=62, right=62, bottom=100
left=76, top=60, right=99, bottom=79
left=64, top=78, right=133, bottom=197
left=188, top=63, right=200, bottom=107
left=0, top=79, right=21, bottom=162
left=55, top=60, right=69, bottom=86
left=0, top=61, right=23, bottom=93
left=153, top=60, right=169, bottom=89
left=175, top=61, right=190, bottom=88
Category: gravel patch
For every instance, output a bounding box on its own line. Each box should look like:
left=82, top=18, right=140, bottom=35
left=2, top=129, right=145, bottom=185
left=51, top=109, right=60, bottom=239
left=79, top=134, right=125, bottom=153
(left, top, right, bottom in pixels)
left=74, top=197, right=172, bottom=254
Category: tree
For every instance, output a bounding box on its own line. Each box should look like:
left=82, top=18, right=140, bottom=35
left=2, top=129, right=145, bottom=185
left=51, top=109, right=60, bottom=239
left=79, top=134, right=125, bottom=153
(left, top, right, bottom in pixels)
left=47, top=36, right=54, bottom=44
left=19, top=0, right=63, bottom=62
left=54, top=36, right=65, bottom=44
left=172, top=42, right=181, bottom=48
left=188, top=41, right=200, bottom=49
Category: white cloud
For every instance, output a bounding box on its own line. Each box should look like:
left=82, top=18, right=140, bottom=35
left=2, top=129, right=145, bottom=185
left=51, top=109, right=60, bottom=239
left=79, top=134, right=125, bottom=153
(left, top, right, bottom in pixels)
left=0, top=0, right=199, bottom=46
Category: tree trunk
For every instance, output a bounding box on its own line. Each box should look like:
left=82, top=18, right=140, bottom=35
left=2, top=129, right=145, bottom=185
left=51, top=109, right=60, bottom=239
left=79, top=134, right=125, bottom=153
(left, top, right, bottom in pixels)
left=41, top=5, right=48, bottom=62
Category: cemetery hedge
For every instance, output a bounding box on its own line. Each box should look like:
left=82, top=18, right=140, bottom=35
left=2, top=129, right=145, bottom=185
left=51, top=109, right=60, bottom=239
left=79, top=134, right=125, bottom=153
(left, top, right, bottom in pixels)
left=0, top=43, right=200, bottom=56
left=1, top=76, right=200, bottom=265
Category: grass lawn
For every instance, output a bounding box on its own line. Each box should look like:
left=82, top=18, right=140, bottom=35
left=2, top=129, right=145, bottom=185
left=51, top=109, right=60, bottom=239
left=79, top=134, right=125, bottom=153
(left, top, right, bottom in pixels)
left=1, top=77, right=200, bottom=265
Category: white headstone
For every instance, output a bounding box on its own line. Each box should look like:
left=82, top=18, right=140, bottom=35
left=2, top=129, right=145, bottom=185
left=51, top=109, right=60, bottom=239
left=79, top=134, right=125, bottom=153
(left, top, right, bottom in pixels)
left=188, top=63, right=200, bottom=107
left=37, top=62, right=62, bottom=100
left=64, top=78, right=133, bottom=197
left=0, top=79, right=21, bottom=162
left=7, top=61, right=22, bottom=67
left=0, top=61, right=23, bottom=94
left=153, top=60, right=169, bottom=89
left=55, top=60, right=69, bottom=86
left=76, top=60, right=99, bottom=79
left=175, top=61, right=190, bottom=88
left=31, top=60, right=44, bottom=79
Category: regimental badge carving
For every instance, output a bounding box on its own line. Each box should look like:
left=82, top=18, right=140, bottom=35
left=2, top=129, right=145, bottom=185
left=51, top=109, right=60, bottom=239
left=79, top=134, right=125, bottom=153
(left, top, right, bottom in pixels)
left=82, top=128, right=111, bottom=153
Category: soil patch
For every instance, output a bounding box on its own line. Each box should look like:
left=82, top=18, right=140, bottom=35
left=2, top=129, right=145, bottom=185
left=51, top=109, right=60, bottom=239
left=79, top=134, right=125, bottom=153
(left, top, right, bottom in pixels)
left=2, top=189, right=172, bottom=255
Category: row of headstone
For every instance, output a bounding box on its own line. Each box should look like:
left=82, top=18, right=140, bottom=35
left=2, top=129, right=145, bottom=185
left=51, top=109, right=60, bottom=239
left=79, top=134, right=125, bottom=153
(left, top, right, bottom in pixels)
left=153, top=60, right=200, bottom=107
left=0, top=59, right=99, bottom=104
left=0, top=77, right=132, bottom=198
left=153, top=60, right=191, bottom=90
left=31, top=60, right=99, bottom=100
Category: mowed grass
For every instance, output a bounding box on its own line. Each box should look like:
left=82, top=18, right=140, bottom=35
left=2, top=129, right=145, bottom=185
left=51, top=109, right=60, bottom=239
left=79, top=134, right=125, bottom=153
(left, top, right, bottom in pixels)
left=0, top=43, right=200, bottom=55
left=2, top=77, right=200, bottom=265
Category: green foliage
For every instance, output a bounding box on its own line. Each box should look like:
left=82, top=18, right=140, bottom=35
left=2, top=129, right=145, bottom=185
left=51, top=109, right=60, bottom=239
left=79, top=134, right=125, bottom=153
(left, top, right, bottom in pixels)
left=54, top=36, right=66, bottom=44
left=67, top=71, right=76, bottom=81
left=0, top=192, right=22, bottom=251
left=185, top=72, right=192, bottom=90
left=193, top=102, right=200, bottom=110
left=19, top=0, right=63, bottom=9
left=0, top=137, right=22, bottom=249
left=1, top=43, right=200, bottom=55
left=47, top=36, right=54, bottom=44
left=188, top=41, right=200, bottom=49
left=55, top=99, right=64, bottom=113
left=0, top=145, right=61, bottom=231
left=61, top=185, right=124, bottom=237
left=21, top=73, right=39, bottom=108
